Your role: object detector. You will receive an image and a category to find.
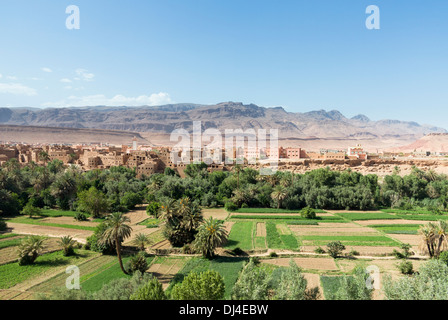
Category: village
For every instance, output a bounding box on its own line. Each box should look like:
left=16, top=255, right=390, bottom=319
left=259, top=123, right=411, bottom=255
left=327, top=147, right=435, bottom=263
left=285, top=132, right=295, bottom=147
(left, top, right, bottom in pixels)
left=1, top=136, right=447, bottom=178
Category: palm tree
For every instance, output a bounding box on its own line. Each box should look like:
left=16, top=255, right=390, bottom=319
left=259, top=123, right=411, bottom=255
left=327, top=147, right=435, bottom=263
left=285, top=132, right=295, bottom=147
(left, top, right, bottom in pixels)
left=160, top=198, right=177, bottom=221
left=434, top=220, right=448, bottom=256
left=234, top=164, right=242, bottom=190
left=100, top=212, right=133, bottom=274
left=419, top=223, right=436, bottom=257
left=193, top=218, right=228, bottom=259
left=271, top=185, right=288, bottom=209
left=182, top=204, right=204, bottom=232
left=132, top=233, right=152, bottom=251
left=59, top=236, right=76, bottom=256
left=17, top=236, right=45, bottom=265
left=38, top=151, right=50, bottom=166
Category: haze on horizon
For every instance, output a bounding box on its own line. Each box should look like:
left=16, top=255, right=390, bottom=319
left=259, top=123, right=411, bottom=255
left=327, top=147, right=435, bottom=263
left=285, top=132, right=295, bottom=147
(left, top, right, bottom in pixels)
left=0, top=1, right=447, bottom=128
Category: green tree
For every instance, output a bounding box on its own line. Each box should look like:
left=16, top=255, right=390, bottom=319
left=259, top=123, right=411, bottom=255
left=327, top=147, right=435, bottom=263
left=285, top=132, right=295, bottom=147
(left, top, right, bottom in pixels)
left=77, top=186, right=109, bottom=218
left=171, top=270, right=225, bottom=300
left=21, top=202, right=42, bottom=218
left=327, top=241, right=346, bottom=258
left=331, top=266, right=373, bottom=300
left=275, top=259, right=319, bottom=300
left=232, top=259, right=270, bottom=300
left=193, top=218, right=228, bottom=259
left=99, top=212, right=133, bottom=274
left=383, top=259, right=448, bottom=300
left=130, top=277, right=167, bottom=300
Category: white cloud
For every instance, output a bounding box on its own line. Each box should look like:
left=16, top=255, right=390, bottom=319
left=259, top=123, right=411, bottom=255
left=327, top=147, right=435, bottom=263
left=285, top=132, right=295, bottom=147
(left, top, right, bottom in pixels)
left=42, top=92, right=172, bottom=107
left=0, top=83, right=37, bottom=96
left=0, top=74, right=2, bottom=79
left=75, top=69, right=95, bottom=82
left=6, top=76, right=18, bottom=80
left=60, top=78, right=72, bottom=83
left=42, top=67, right=52, bottom=73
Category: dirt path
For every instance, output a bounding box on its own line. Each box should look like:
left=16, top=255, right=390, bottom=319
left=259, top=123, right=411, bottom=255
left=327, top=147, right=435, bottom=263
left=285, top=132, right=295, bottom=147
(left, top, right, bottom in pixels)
left=6, top=223, right=93, bottom=244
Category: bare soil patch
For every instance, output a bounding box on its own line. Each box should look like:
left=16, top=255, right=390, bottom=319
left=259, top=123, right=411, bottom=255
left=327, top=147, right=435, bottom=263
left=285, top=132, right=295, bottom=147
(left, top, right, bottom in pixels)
left=256, top=223, right=267, bottom=237
left=6, top=223, right=92, bottom=244
left=40, top=216, right=99, bottom=228
left=148, top=258, right=186, bottom=289
left=262, top=257, right=339, bottom=271
left=0, top=238, right=61, bottom=265
left=202, top=208, right=229, bottom=220
left=357, top=219, right=425, bottom=226
left=303, top=273, right=324, bottom=300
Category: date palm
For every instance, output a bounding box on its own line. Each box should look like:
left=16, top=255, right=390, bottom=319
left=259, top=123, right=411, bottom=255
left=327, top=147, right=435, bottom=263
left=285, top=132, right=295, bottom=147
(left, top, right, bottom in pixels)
left=100, top=212, right=133, bottom=274
left=17, top=236, right=45, bottom=265
left=193, top=218, right=228, bottom=259
left=132, top=233, right=152, bottom=251
left=58, top=236, right=76, bottom=256
left=271, top=185, right=288, bottom=209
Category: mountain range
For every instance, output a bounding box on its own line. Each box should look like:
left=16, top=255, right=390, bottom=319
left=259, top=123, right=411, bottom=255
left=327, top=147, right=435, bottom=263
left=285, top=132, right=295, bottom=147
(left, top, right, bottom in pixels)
left=0, top=102, right=444, bottom=143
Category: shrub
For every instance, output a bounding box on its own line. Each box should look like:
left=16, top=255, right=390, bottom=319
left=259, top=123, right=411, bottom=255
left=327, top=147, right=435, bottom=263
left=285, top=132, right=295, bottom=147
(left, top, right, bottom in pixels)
left=21, top=203, right=42, bottom=218
left=383, top=259, right=448, bottom=300
left=439, top=251, right=448, bottom=266
left=314, top=247, right=325, bottom=254
left=146, top=202, right=161, bottom=218
left=348, top=249, right=360, bottom=257
left=269, top=251, right=278, bottom=258
left=74, top=212, right=88, bottom=222
left=59, top=236, right=76, bottom=256
left=275, top=259, right=320, bottom=300
left=241, top=203, right=249, bottom=209
left=232, top=260, right=270, bottom=300
left=393, top=243, right=413, bottom=259
left=397, top=260, right=414, bottom=275
left=331, top=267, right=373, bottom=300
left=171, top=270, right=225, bottom=300
left=130, top=277, right=167, bottom=300
left=300, top=207, right=317, bottom=219
left=182, top=244, right=194, bottom=254
left=87, top=222, right=115, bottom=254
left=0, top=220, right=7, bottom=232
left=225, top=201, right=239, bottom=212
left=37, top=287, right=91, bottom=300
left=327, top=241, right=346, bottom=258
left=126, top=252, right=149, bottom=274
left=93, top=271, right=153, bottom=300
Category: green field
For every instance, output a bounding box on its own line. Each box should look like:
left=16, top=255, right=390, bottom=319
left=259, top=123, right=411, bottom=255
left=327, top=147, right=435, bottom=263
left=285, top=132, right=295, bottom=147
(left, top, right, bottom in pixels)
left=382, top=209, right=444, bottom=215
left=231, top=215, right=342, bottom=221
left=233, top=208, right=326, bottom=214
left=0, top=250, right=97, bottom=289
left=224, top=222, right=254, bottom=250
left=395, top=215, right=448, bottom=221
left=0, top=238, right=22, bottom=249
left=168, top=257, right=247, bottom=299
left=266, top=222, right=300, bottom=250
left=0, top=234, right=19, bottom=240
left=300, top=235, right=399, bottom=247
left=370, top=224, right=421, bottom=235
left=39, top=209, right=83, bottom=218
left=138, top=218, right=161, bottom=228
left=335, top=212, right=400, bottom=221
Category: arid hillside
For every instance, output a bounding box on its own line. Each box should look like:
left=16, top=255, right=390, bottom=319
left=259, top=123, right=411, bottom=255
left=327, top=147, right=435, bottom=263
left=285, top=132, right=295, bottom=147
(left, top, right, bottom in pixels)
left=0, top=125, right=151, bottom=145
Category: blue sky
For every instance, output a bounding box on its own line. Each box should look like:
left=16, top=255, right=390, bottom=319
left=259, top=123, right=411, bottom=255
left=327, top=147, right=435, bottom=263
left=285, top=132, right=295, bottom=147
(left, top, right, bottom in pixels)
left=0, top=1, right=447, bottom=128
